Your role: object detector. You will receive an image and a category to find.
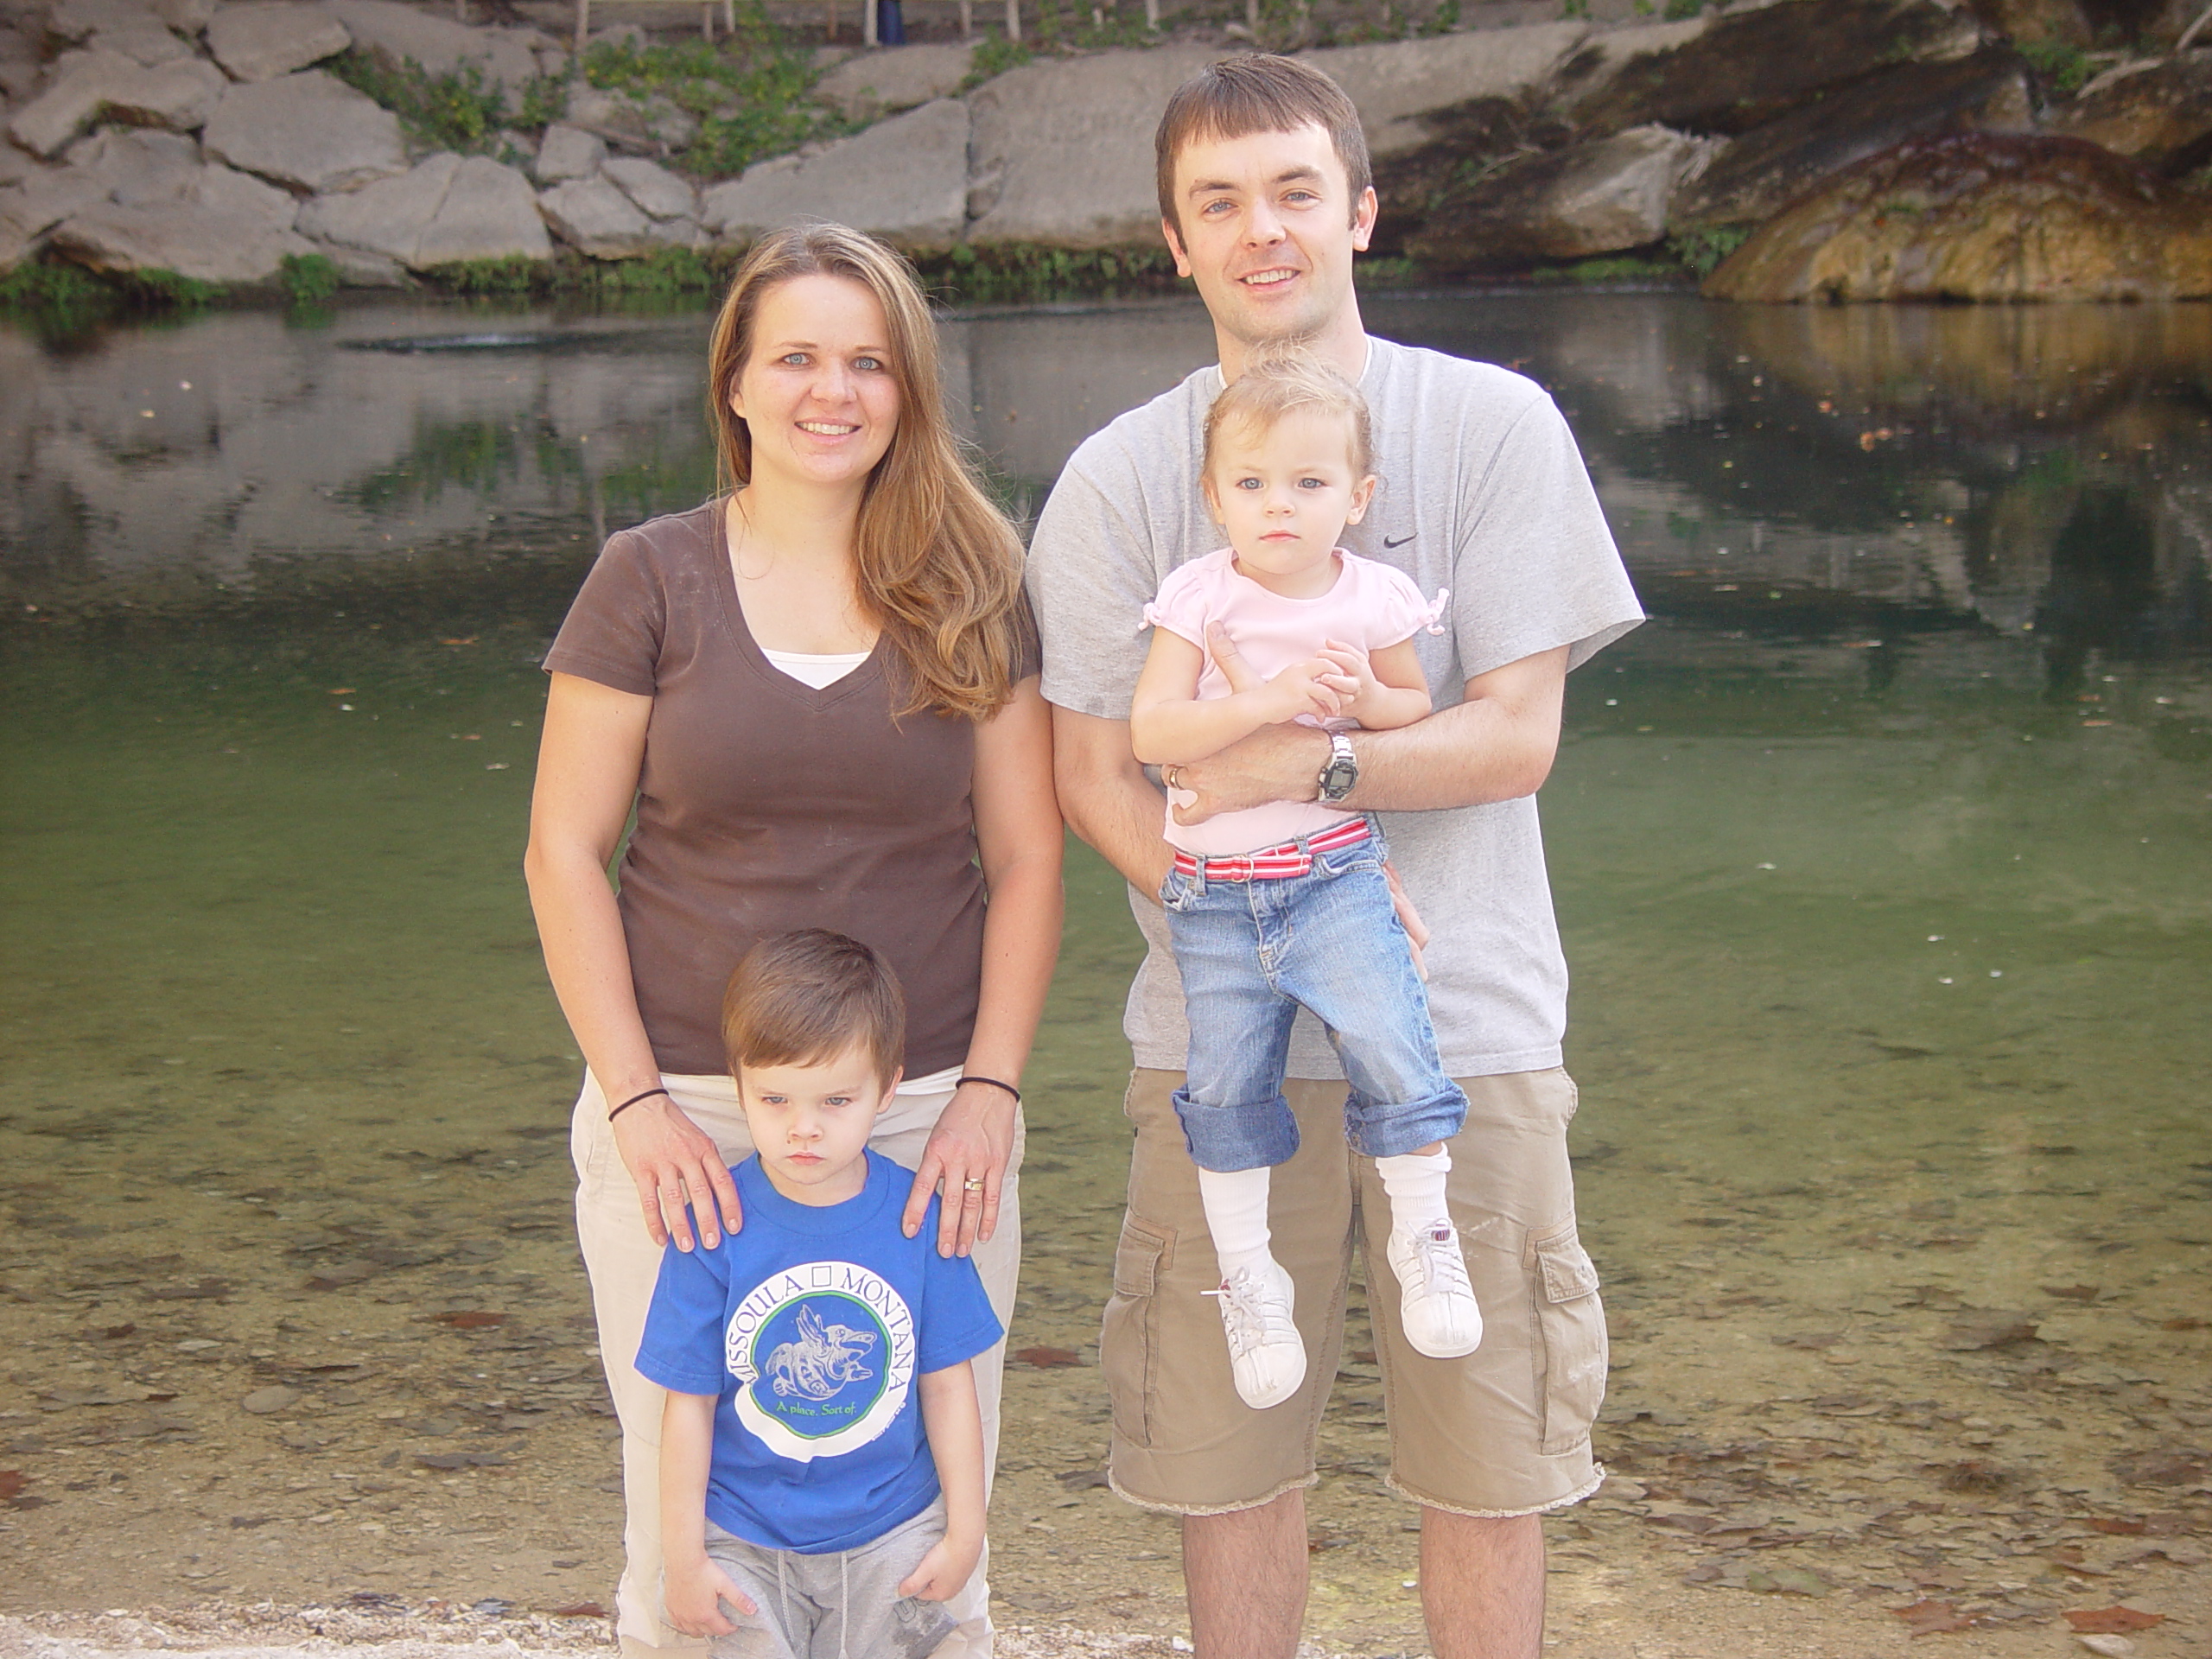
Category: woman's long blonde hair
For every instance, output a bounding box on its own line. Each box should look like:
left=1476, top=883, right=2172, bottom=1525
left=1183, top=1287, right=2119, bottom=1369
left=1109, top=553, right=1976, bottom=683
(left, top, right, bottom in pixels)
left=707, top=223, right=1027, bottom=722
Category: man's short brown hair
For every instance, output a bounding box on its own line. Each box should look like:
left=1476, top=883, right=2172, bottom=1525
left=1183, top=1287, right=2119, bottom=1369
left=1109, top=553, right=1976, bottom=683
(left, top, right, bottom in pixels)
left=1154, top=54, right=1373, bottom=238
left=721, top=930, right=906, bottom=1085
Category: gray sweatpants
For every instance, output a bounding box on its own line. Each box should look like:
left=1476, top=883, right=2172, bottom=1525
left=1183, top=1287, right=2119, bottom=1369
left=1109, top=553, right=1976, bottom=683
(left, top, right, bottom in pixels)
left=695, top=1502, right=957, bottom=1659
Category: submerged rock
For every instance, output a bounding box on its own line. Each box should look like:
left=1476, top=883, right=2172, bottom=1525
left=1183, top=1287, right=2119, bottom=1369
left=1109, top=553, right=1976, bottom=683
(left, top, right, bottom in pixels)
left=1671, top=48, right=2036, bottom=232
left=1705, top=131, right=2212, bottom=302
left=1412, top=124, right=1716, bottom=270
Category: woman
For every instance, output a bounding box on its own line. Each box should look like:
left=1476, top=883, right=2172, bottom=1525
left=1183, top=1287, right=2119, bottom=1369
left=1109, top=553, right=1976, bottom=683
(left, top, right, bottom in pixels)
left=525, top=223, right=1062, bottom=1659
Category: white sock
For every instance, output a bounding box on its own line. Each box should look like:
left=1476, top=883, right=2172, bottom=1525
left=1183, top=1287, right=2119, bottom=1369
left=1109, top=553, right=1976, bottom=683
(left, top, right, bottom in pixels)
left=1197, top=1166, right=1274, bottom=1281
left=1376, top=1148, right=1452, bottom=1237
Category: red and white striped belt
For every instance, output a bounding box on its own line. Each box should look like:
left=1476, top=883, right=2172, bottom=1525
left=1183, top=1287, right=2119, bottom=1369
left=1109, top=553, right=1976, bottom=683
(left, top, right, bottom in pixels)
left=1172, top=817, right=1370, bottom=882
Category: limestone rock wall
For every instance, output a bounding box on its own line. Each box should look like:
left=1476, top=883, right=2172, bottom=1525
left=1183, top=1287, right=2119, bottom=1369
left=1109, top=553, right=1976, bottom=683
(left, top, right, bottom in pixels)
left=2, top=0, right=2207, bottom=298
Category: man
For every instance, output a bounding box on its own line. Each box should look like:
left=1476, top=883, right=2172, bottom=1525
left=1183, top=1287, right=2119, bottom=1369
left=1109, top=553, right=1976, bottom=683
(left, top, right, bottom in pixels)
left=1025, top=54, right=1643, bottom=1659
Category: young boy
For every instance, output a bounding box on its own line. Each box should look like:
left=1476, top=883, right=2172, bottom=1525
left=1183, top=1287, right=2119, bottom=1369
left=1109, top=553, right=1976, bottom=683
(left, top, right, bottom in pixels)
left=636, top=929, right=1002, bottom=1659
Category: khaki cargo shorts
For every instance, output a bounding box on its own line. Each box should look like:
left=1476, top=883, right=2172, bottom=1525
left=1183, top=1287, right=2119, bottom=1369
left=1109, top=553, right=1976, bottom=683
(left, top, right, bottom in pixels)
left=1102, top=1067, right=1607, bottom=1518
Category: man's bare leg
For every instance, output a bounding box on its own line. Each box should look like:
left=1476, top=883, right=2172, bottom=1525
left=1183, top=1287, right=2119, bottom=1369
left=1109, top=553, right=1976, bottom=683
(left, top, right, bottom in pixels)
left=1421, top=1509, right=1544, bottom=1659
left=1184, top=1488, right=1309, bottom=1659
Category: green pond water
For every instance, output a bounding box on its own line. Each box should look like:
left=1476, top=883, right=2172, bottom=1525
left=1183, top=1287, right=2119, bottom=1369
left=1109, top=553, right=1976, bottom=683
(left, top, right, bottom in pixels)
left=1, top=292, right=2208, bottom=1637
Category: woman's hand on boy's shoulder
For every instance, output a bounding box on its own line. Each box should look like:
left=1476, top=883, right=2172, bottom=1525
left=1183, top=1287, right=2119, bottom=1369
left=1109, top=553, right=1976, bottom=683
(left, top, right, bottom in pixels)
left=663, top=1552, right=754, bottom=1635
left=898, top=1527, right=984, bottom=1603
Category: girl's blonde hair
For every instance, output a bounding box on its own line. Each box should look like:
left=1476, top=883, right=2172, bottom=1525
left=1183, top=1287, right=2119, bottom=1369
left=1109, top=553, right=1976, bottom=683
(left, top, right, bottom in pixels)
left=1202, top=346, right=1374, bottom=480
left=707, top=223, right=1027, bottom=722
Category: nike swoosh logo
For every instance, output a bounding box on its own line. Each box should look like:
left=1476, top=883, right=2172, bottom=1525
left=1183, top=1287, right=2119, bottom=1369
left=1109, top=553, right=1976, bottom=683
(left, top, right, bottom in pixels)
left=1382, top=533, right=1415, bottom=548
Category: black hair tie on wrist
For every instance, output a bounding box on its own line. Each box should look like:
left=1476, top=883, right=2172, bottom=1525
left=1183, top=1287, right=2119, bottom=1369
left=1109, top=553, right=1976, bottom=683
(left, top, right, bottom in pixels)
left=608, top=1085, right=670, bottom=1122
left=957, top=1075, right=1021, bottom=1106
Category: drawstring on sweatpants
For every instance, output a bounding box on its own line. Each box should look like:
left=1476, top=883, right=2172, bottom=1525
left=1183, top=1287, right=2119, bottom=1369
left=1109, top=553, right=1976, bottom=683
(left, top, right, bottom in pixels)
left=837, top=1548, right=850, bottom=1659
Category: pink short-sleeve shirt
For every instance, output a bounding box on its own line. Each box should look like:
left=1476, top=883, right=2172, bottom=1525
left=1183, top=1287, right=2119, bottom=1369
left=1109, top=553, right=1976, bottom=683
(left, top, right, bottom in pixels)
left=1142, top=547, right=1446, bottom=857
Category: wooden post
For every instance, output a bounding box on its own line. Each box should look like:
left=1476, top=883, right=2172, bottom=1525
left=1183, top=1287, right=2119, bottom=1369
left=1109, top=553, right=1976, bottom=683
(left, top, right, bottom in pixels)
left=1144, top=0, right=1157, bottom=25
left=864, top=0, right=877, bottom=46
left=1245, top=0, right=1257, bottom=30
left=575, top=0, right=589, bottom=48
left=1005, top=0, right=1019, bottom=38
left=826, top=0, right=836, bottom=41
left=960, top=0, right=973, bottom=34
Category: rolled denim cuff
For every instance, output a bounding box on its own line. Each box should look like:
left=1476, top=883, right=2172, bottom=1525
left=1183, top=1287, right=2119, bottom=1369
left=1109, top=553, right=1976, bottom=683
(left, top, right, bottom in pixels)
left=1344, top=1084, right=1470, bottom=1160
left=1172, top=1087, right=1301, bottom=1172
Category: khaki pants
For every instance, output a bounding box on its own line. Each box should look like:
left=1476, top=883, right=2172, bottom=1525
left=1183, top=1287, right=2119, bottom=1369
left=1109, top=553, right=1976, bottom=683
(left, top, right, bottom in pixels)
left=1103, top=1067, right=1605, bottom=1516
left=573, top=1072, right=1022, bottom=1658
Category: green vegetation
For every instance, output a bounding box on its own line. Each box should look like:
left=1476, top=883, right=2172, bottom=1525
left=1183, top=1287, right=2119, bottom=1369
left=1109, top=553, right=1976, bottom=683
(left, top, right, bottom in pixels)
left=961, top=33, right=1033, bottom=90
left=918, top=243, right=1180, bottom=304
left=2018, top=38, right=2094, bottom=94
left=280, top=252, right=343, bottom=307
left=1662, top=0, right=1704, bottom=19
left=327, top=48, right=557, bottom=151
left=1665, top=225, right=1751, bottom=276
left=1559, top=0, right=1588, bottom=18
left=581, top=23, right=847, bottom=178
left=415, top=246, right=734, bottom=299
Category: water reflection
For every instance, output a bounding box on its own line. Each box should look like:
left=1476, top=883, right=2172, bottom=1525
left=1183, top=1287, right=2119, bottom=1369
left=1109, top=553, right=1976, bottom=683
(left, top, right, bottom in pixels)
left=1, top=294, right=2207, bottom=1640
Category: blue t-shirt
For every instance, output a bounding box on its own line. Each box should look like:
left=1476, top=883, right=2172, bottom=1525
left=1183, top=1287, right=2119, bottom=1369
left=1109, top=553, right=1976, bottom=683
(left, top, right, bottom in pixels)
left=635, top=1149, right=1003, bottom=1554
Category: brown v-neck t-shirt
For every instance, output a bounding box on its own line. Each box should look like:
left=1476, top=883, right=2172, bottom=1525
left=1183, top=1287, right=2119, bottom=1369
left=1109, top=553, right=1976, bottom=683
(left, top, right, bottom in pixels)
left=543, top=501, right=1036, bottom=1078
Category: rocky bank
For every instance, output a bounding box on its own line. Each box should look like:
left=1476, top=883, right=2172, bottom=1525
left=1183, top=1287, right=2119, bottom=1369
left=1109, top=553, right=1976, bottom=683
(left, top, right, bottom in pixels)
left=1, top=0, right=2209, bottom=301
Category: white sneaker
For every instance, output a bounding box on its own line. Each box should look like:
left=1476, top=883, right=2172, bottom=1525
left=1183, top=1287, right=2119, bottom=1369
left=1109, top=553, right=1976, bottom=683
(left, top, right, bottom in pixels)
left=1205, top=1258, right=1306, bottom=1409
left=1388, top=1222, right=1483, bottom=1358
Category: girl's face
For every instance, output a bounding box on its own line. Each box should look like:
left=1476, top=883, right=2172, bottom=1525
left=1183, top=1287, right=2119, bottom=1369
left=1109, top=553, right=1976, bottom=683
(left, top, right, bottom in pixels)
left=1201, top=407, right=1376, bottom=598
left=729, top=273, right=901, bottom=497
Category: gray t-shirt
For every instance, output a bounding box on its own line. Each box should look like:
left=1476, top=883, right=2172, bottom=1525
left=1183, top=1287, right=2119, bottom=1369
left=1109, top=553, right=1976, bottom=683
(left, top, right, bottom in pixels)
left=1027, top=334, right=1643, bottom=1080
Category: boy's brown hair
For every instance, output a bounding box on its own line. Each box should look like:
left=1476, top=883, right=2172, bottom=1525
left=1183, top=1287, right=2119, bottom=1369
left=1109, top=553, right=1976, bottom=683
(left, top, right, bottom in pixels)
left=1204, top=346, right=1375, bottom=480
left=721, top=930, right=906, bottom=1085
left=1154, top=54, right=1373, bottom=238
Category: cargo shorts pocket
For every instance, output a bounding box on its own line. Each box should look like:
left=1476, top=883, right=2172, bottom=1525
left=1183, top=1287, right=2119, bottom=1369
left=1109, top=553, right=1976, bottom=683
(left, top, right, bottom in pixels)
left=1100, top=1217, right=1171, bottom=1449
left=1530, top=1221, right=1608, bottom=1457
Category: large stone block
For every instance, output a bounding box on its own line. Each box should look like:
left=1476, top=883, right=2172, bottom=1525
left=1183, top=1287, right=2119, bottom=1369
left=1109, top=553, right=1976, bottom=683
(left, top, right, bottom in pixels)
left=602, top=154, right=692, bottom=219
left=202, top=68, right=405, bottom=192
left=298, top=149, right=550, bottom=269
left=1410, top=124, right=1715, bottom=270
left=532, top=121, right=604, bottom=182
left=320, top=0, right=540, bottom=94
left=147, top=0, right=219, bottom=30
left=538, top=173, right=652, bottom=257
left=702, top=95, right=968, bottom=252
left=50, top=194, right=316, bottom=280
left=2050, top=54, right=2212, bottom=174
left=69, top=124, right=200, bottom=202
left=206, top=2, right=351, bottom=82
left=1306, top=25, right=1590, bottom=161
left=811, top=41, right=973, bottom=122
left=46, top=0, right=162, bottom=42
left=1704, top=131, right=2212, bottom=302
left=91, top=17, right=193, bottom=64
left=6, top=47, right=223, bottom=154
left=0, top=166, right=108, bottom=238
left=1671, top=48, right=2036, bottom=232
left=1552, top=0, right=1982, bottom=140
left=967, top=48, right=1221, bottom=248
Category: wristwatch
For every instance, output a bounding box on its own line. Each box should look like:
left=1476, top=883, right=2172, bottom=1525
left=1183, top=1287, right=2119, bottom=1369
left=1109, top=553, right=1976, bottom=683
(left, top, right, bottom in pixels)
left=1317, top=731, right=1358, bottom=804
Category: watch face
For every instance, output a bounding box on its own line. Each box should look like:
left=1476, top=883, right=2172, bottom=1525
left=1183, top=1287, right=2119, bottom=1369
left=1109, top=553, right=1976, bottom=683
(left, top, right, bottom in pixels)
left=1319, top=755, right=1357, bottom=802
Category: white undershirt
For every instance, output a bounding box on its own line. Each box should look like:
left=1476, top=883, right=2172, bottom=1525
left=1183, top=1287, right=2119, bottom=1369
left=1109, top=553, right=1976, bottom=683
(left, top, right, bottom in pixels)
left=760, top=645, right=870, bottom=690
left=758, top=641, right=957, bottom=1099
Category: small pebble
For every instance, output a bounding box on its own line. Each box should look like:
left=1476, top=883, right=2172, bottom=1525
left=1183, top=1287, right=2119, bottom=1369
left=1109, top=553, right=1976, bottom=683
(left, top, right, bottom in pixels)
left=2076, top=1637, right=2136, bottom=1657
left=241, top=1385, right=300, bottom=1414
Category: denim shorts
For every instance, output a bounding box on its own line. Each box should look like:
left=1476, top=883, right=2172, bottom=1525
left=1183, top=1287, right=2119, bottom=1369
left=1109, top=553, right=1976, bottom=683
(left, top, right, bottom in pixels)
left=1160, top=820, right=1467, bottom=1171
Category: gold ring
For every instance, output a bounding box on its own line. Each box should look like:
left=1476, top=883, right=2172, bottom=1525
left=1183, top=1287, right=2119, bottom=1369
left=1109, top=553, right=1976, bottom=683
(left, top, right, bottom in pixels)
left=963, top=1178, right=985, bottom=1192
left=1164, top=765, right=1183, bottom=791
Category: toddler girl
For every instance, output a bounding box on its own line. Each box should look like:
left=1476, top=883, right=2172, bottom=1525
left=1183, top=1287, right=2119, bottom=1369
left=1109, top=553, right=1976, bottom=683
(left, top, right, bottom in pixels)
left=1130, top=351, right=1481, bottom=1410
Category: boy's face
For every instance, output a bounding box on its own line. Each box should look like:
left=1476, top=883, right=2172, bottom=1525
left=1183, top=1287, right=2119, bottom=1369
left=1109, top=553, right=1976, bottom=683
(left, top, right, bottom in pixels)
left=737, top=1042, right=897, bottom=1206
left=1163, top=122, right=1376, bottom=356
left=1203, top=408, right=1376, bottom=597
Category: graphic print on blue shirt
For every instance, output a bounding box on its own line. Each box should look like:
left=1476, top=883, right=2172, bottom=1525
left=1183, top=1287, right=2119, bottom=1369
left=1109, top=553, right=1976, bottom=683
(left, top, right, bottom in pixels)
left=634, top=1148, right=1003, bottom=1554
left=728, top=1261, right=912, bottom=1460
